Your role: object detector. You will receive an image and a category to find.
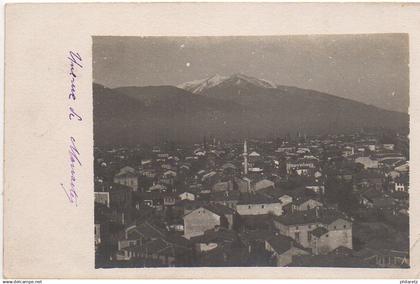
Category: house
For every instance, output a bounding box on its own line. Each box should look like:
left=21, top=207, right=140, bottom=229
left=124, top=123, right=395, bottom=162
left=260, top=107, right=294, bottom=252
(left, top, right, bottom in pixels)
left=379, top=158, right=405, bottom=170
left=138, top=192, right=164, bottom=209
left=309, top=220, right=352, bottom=255
left=94, top=181, right=132, bottom=209
left=183, top=204, right=236, bottom=239
left=357, top=147, right=366, bottom=153
left=394, top=182, right=407, bottom=193
left=209, top=190, right=240, bottom=209
left=236, top=193, right=283, bottom=216
left=236, top=177, right=251, bottom=193
left=342, top=146, right=355, bottom=157
left=276, top=146, right=296, bottom=153
left=118, top=220, right=166, bottom=252
left=139, top=168, right=157, bottom=178
left=194, top=150, right=206, bottom=156
left=118, top=166, right=136, bottom=174
left=354, top=171, right=384, bottom=192
left=254, top=179, right=275, bottom=191
left=285, top=197, right=323, bottom=214
left=113, top=166, right=139, bottom=191
left=248, top=167, right=263, bottom=173
left=355, top=157, right=379, bottom=169
left=359, top=189, right=395, bottom=209
left=265, top=234, right=310, bottom=266
left=239, top=229, right=276, bottom=258
left=94, top=212, right=109, bottom=247
left=163, top=170, right=177, bottom=178
left=273, top=208, right=352, bottom=253
left=305, top=183, right=325, bottom=194
left=259, top=187, right=293, bottom=206
left=191, top=227, right=239, bottom=253
left=157, top=153, right=170, bottom=159
left=383, top=144, right=395, bottom=151
left=202, top=171, right=218, bottom=184
left=394, top=175, right=409, bottom=193
left=375, top=153, right=406, bottom=163
left=116, top=220, right=192, bottom=266
left=141, top=159, right=153, bottom=167
left=286, top=159, right=315, bottom=175
left=193, top=241, right=250, bottom=267
left=297, top=147, right=311, bottom=154
left=314, top=171, right=323, bottom=179
left=295, top=167, right=312, bottom=176
left=148, top=183, right=167, bottom=193
left=163, top=193, right=176, bottom=206
left=221, top=162, right=237, bottom=174
left=212, top=181, right=233, bottom=192
left=179, top=191, right=195, bottom=201
left=179, top=164, right=191, bottom=173
left=394, top=161, right=409, bottom=173
left=386, top=170, right=400, bottom=180
left=94, top=222, right=106, bottom=246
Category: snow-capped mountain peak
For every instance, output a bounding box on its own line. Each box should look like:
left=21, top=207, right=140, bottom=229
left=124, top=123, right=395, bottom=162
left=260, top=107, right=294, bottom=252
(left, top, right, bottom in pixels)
left=177, top=73, right=277, bottom=94
left=177, top=74, right=228, bottom=94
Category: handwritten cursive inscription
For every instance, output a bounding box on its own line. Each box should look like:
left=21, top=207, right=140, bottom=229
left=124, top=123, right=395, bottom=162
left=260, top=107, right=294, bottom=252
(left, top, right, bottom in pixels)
left=61, top=137, right=81, bottom=206
left=68, top=51, right=83, bottom=100
left=61, top=51, right=83, bottom=206
left=67, top=51, right=83, bottom=120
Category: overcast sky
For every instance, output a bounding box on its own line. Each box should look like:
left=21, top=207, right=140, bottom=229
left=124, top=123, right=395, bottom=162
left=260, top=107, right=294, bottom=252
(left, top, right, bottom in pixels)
left=93, top=34, right=409, bottom=113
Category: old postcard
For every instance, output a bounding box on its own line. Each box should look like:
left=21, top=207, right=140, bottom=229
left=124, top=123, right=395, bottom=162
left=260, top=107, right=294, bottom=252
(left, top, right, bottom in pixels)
left=4, top=2, right=420, bottom=279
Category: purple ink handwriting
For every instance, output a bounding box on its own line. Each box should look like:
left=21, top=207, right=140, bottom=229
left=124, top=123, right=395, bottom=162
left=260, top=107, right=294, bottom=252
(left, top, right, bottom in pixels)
left=61, top=137, right=81, bottom=206
left=67, top=51, right=83, bottom=120
left=61, top=51, right=83, bottom=206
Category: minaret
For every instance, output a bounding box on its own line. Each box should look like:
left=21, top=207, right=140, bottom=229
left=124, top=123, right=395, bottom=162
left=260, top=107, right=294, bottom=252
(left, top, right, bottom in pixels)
left=243, top=139, right=248, bottom=175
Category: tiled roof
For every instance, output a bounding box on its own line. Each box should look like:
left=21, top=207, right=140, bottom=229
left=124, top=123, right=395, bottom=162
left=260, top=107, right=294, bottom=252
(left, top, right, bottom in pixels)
left=126, top=220, right=167, bottom=240
left=266, top=234, right=305, bottom=255
left=274, top=208, right=349, bottom=226
left=190, top=227, right=238, bottom=244
left=183, top=203, right=235, bottom=218
left=293, top=197, right=322, bottom=206
left=94, top=181, right=131, bottom=192
left=204, top=203, right=236, bottom=216
left=210, top=190, right=240, bottom=202
left=115, top=170, right=137, bottom=178
left=237, top=192, right=278, bottom=205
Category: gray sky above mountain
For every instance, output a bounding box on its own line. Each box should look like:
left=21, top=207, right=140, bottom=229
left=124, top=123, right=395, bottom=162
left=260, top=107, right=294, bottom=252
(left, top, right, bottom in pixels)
left=93, top=34, right=409, bottom=113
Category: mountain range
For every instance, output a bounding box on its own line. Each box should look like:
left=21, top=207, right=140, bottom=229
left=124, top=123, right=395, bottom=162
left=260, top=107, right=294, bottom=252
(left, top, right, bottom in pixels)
left=93, top=73, right=409, bottom=146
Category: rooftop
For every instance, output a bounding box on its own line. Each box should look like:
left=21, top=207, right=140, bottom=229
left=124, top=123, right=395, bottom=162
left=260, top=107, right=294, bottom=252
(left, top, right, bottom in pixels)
left=274, top=208, right=350, bottom=226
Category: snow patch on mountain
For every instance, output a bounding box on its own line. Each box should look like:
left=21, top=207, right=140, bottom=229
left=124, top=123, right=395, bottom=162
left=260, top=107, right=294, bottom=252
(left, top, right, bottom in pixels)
left=177, top=73, right=277, bottom=94
left=177, top=74, right=228, bottom=94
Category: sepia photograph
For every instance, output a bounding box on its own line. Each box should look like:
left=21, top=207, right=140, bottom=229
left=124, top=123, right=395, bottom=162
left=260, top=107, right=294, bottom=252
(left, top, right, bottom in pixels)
left=92, top=35, right=410, bottom=269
